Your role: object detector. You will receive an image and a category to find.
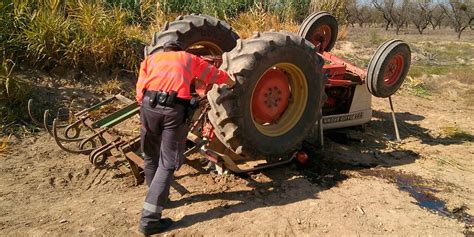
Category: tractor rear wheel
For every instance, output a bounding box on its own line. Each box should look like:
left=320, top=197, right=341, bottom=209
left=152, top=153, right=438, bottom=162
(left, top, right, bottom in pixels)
left=367, top=39, right=411, bottom=98
left=298, top=12, right=338, bottom=53
left=207, top=32, right=325, bottom=159
left=145, top=14, right=239, bottom=56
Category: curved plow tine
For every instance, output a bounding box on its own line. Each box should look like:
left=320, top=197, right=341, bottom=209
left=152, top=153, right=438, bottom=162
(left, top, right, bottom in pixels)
left=43, top=110, right=54, bottom=137
left=78, top=130, right=105, bottom=150
left=63, top=119, right=86, bottom=140
left=52, top=119, right=95, bottom=155
left=27, top=99, right=43, bottom=126
left=88, top=142, right=114, bottom=166
left=44, top=110, right=86, bottom=141
left=44, top=110, right=69, bottom=136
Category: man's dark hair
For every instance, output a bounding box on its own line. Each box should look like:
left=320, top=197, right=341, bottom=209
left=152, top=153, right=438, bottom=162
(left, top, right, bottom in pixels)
left=163, top=41, right=184, bottom=52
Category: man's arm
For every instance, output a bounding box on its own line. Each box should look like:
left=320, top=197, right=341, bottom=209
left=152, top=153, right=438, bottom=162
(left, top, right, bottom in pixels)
left=192, top=55, right=235, bottom=87
left=135, top=59, right=148, bottom=103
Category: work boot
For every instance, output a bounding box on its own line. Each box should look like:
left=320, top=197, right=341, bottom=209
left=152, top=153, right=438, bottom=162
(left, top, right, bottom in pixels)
left=138, top=218, right=174, bottom=235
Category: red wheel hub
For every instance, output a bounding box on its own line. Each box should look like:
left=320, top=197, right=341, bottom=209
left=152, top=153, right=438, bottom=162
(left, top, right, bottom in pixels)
left=252, top=69, right=291, bottom=124
left=311, top=25, right=332, bottom=53
left=383, top=54, right=404, bottom=86
left=296, top=151, right=309, bottom=164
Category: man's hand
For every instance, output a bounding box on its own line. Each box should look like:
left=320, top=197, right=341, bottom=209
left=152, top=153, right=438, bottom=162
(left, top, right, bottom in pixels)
left=225, top=73, right=236, bottom=88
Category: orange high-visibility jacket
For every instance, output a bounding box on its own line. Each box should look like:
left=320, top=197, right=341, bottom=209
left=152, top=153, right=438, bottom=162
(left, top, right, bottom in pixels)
left=136, top=51, right=228, bottom=102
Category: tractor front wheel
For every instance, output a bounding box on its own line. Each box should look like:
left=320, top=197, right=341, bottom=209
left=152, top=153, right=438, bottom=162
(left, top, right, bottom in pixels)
left=298, top=12, right=338, bottom=53
left=367, top=39, right=411, bottom=98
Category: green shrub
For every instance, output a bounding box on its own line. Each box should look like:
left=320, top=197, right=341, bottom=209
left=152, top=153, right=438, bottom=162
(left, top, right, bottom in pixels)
left=22, top=4, right=73, bottom=69
left=0, top=57, right=32, bottom=124
left=0, top=0, right=323, bottom=75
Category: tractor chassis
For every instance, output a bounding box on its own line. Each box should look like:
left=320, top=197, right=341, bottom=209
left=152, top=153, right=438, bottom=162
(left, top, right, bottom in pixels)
left=28, top=47, right=404, bottom=183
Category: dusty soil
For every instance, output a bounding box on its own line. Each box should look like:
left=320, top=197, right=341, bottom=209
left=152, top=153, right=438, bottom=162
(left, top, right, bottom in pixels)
left=1, top=27, right=473, bottom=236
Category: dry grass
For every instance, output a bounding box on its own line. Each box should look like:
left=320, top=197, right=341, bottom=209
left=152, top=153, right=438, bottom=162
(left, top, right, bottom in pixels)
left=230, top=4, right=299, bottom=39
left=0, top=135, right=11, bottom=153
left=401, top=76, right=432, bottom=98
left=437, top=125, right=473, bottom=141
left=96, top=78, right=124, bottom=95
left=337, top=25, right=349, bottom=40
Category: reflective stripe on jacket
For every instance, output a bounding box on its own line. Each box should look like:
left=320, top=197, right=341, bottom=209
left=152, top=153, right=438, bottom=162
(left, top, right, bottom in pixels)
left=136, top=51, right=228, bottom=102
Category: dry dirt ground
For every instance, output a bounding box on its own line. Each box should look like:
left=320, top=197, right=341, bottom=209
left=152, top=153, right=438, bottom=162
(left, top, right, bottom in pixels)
left=1, top=27, right=473, bottom=236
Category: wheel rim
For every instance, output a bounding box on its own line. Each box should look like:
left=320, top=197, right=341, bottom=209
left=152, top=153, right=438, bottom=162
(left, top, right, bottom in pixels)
left=186, top=41, right=224, bottom=56
left=311, top=25, right=332, bottom=53
left=251, top=63, right=308, bottom=137
left=383, top=54, right=404, bottom=86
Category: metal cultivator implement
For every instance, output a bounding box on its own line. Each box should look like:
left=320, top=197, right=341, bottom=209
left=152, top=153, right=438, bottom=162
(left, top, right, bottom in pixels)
left=28, top=95, right=146, bottom=184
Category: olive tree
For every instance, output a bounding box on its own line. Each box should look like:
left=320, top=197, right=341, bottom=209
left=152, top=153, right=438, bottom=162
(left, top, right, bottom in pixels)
left=372, top=0, right=410, bottom=34
left=430, top=4, right=446, bottom=29
left=441, top=0, right=473, bottom=39
left=409, top=0, right=433, bottom=34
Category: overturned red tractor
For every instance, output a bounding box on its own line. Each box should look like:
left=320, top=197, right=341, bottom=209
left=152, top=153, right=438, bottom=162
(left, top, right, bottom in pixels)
left=28, top=12, right=411, bottom=183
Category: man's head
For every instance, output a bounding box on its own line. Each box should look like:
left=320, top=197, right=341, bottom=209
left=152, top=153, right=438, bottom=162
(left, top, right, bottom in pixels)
left=163, top=41, right=184, bottom=52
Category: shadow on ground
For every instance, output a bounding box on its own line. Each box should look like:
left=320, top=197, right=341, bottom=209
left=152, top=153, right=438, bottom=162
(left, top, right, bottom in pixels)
left=167, top=128, right=420, bottom=230
left=165, top=109, right=473, bottom=231
left=371, top=110, right=473, bottom=145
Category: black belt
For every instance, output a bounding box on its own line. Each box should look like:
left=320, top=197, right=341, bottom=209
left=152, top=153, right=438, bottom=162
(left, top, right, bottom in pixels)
left=144, top=90, right=190, bottom=107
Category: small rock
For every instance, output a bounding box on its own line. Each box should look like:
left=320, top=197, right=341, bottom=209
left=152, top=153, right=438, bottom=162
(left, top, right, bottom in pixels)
left=357, top=206, right=365, bottom=215
left=59, top=219, right=68, bottom=224
left=121, top=208, right=127, bottom=211
left=296, top=218, right=301, bottom=224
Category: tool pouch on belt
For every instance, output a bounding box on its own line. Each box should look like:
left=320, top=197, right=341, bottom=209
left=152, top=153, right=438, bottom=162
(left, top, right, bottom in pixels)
left=157, top=91, right=168, bottom=105
left=165, top=91, right=177, bottom=106
left=154, top=90, right=177, bottom=107
left=148, top=90, right=158, bottom=108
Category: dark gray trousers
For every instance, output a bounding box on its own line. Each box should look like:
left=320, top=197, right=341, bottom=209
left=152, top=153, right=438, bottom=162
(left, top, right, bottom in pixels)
left=139, top=96, right=187, bottom=228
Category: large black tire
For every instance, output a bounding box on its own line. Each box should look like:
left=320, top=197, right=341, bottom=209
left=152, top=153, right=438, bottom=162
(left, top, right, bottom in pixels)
left=367, top=39, right=411, bottom=98
left=207, top=31, right=326, bottom=158
left=298, top=11, right=338, bottom=53
left=145, top=14, right=239, bottom=56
